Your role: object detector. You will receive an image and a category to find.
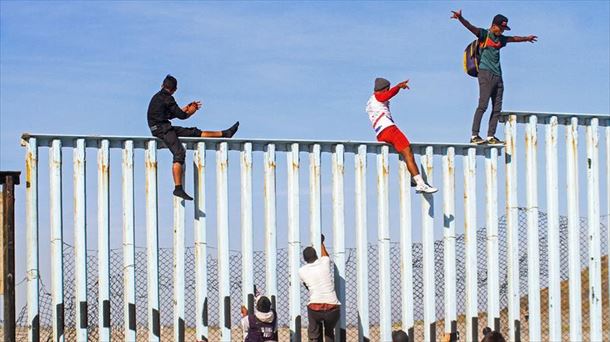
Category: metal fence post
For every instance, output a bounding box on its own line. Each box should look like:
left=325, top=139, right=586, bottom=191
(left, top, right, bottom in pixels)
left=145, top=140, right=160, bottom=341
left=442, top=147, right=456, bottom=338
left=566, top=117, right=582, bottom=341
left=264, top=143, right=278, bottom=310
left=463, top=147, right=477, bottom=342
left=421, top=146, right=436, bottom=342
left=49, top=139, right=65, bottom=342
left=1, top=171, right=20, bottom=342
left=121, top=140, right=136, bottom=341
left=194, top=142, right=208, bottom=341
left=97, top=139, right=111, bottom=341
left=377, top=145, right=391, bottom=342
left=25, top=138, right=39, bottom=342
left=485, top=147, right=499, bottom=332
left=173, top=143, right=186, bottom=342
left=585, top=117, right=601, bottom=341
left=73, top=138, right=88, bottom=342
left=217, top=142, right=231, bottom=341
left=241, top=142, right=254, bottom=313
left=332, top=144, right=346, bottom=341
left=309, top=144, right=322, bottom=253
left=354, top=145, right=369, bottom=341
left=287, top=143, right=302, bottom=341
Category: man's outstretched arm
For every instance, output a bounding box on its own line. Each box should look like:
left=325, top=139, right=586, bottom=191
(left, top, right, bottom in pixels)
left=321, top=234, right=330, bottom=257
left=451, top=10, right=480, bottom=37
left=506, top=35, right=538, bottom=43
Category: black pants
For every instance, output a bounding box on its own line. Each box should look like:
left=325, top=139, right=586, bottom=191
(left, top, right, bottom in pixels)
left=150, top=124, right=202, bottom=164
left=307, top=306, right=340, bottom=342
left=471, top=69, right=504, bottom=137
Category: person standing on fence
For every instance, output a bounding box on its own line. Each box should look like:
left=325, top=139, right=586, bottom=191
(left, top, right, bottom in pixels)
left=451, top=10, right=537, bottom=145
left=365, top=77, right=438, bottom=194
left=147, top=74, right=240, bottom=200
left=240, top=296, right=278, bottom=342
left=299, top=234, right=341, bottom=342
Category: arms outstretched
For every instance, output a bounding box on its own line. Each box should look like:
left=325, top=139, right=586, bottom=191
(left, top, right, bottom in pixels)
left=451, top=10, right=481, bottom=37
left=506, top=35, right=538, bottom=43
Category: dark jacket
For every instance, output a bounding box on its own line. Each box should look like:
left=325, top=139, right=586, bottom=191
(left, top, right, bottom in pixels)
left=244, top=310, right=278, bottom=342
left=147, top=89, right=189, bottom=129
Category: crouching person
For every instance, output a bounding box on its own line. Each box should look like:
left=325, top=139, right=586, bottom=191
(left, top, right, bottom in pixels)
left=241, top=296, right=278, bottom=342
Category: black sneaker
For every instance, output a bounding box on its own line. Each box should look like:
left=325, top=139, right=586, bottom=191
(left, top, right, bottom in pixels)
left=486, top=136, right=505, bottom=145
left=222, top=121, right=240, bottom=138
left=470, top=135, right=485, bottom=145
left=173, top=186, right=193, bottom=201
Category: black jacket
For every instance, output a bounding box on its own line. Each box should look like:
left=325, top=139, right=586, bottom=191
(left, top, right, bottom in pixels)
left=147, top=89, right=189, bottom=129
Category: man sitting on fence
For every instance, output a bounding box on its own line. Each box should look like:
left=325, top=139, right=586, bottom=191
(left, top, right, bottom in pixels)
left=147, top=74, right=239, bottom=200
left=299, top=234, right=341, bottom=342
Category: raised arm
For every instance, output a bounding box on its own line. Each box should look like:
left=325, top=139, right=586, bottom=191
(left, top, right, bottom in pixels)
left=506, top=35, right=538, bottom=43
left=451, top=10, right=481, bottom=37
left=320, top=234, right=330, bottom=257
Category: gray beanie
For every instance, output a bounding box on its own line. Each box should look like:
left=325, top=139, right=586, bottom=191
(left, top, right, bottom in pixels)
left=374, top=77, right=391, bottom=91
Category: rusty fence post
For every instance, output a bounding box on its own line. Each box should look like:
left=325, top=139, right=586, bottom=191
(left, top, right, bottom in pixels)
left=1, top=171, right=20, bottom=342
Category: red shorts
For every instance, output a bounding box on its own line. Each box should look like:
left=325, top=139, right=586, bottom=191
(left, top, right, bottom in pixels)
left=376, top=125, right=410, bottom=152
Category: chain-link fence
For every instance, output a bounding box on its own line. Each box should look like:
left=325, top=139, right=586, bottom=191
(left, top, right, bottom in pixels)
left=16, top=209, right=609, bottom=341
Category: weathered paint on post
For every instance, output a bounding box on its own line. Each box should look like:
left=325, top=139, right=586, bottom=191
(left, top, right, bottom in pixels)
left=49, top=139, right=65, bottom=342
left=309, top=144, right=322, bottom=252
left=442, top=147, right=456, bottom=336
left=504, top=115, right=520, bottom=341
left=399, top=153, right=414, bottom=341
left=377, top=145, right=391, bottom=342
left=463, top=147, right=477, bottom=342
left=73, top=139, right=88, bottom=341
left=566, top=117, right=582, bottom=341
left=607, top=120, right=610, bottom=308
left=485, top=147, right=500, bottom=331
left=585, top=117, right=601, bottom=341
left=173, top=145, right=186, bottom=342
left=264, top=143, right=278, bottom=309
left=544, top=116, right=561, bottom=341
left=25, top=137, right=39, bottom=342
left=354, top=145, right=370, bottom=341
left=241, top=143, right=254, bottom=313
left=525, top=115, right=541, bottom=341
left=421, top=146, right=436, bottom=342
left=97, top=139, right=111, bottom=341
left=122, top=140, right=136, bottom=341
left=193, top=142, right=208, bottom=340
left=287, top=143, right=301, bottom=341
left=332, top=144, right=346, bottom=340
left=216, top=142, right=231, bottom=341
left=144, top=140, right=160, bottom=341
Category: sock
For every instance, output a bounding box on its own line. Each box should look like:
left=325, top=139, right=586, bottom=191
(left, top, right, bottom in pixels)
left=222, top=121, right=240, bottom=138
left=413, top=174, right=426, bottom=187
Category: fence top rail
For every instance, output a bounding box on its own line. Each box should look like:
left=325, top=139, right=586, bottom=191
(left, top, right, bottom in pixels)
left=500, top=110, right=610, bottom=125
left=21, top=133, right=502, bottom=156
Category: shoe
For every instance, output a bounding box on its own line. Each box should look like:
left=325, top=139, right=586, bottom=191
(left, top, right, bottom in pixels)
left=486, top=136, right=505, bottom=145
left=470, top=135, right=485, bottom=145
left=222, top=121, right=240, bottom=138
left=415, top=183, right=438, bottom=194
left=173, top=186, right=193, bottom=201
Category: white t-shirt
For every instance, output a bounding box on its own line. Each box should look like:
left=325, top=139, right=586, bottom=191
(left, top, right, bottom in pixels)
left=298, top=256, right=341, bottom=305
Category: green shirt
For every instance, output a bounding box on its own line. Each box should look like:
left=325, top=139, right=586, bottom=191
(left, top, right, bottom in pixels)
left=478, top=28, right=508, bottom=76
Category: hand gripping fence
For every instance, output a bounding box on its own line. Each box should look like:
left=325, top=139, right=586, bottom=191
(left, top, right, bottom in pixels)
left=18, top=110, right=609, bottom=341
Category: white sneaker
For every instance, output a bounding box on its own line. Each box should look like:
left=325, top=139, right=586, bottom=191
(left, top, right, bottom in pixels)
left=415, top=183, right=438, bottom=194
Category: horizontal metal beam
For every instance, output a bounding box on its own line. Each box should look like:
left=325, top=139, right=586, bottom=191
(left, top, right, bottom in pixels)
left=500, top=111, right=610, bottom=125
left=21, top=133, right=502, bottom=156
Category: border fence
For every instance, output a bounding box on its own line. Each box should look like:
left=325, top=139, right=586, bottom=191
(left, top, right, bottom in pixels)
left=18, top=110, right=610, bottom=341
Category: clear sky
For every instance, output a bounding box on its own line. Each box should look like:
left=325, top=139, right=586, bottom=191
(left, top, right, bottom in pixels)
left=1, top=1, right=609, bottom=307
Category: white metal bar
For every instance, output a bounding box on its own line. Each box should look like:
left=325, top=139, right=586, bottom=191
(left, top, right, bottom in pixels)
left=287, top=143, right=302, bottom=341
left=399, top=151, right=414, bottom=339
left=145, top=140, right=160, bottom=341
left=122, top=140, right=136, bottom=341
left=442, top=147, right=456, bottom=336
left=504, top=115, right=520, bottom=341
left=377, top=145, right=391, bottom=342
left=97, top=139, right=111, bottom=341
left=485, top=147, right=499, bottom=332
left=421, top=146, right=436, bottom=342
left=309, top=144, right=322, bottom=252
left=25, top=137, right=39, bottom=342
left=73, top=139, right=88, bottom=341
left=216, top=142, right=231, bottom=341
left=545, top=116, right=561, bottom=341
left=525, top=115, right=541, bottom=341
left=607, top=120, right=610, bottom=311
left=173, top=146, right=186, bottom=342
left=463, top=147, right=477, bottom=342
left=49, top=139, right=65, bottom=342
left=194, top=142, right=208, bottom=341
left=332, top=144, right=346, bottom=340
left=241, top=143, right=254, bottom=313
left=586, top=118, right=602, bottom=341
left=264, top=143, right=278, bottom=308
left=566, top=117, right=582, bottom=341
left=354, top=145, right=370, bottom=341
